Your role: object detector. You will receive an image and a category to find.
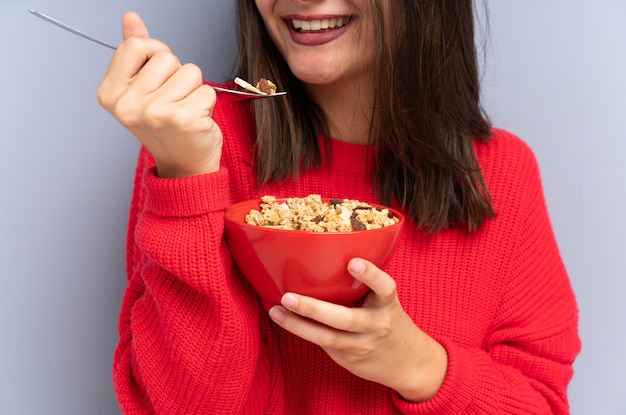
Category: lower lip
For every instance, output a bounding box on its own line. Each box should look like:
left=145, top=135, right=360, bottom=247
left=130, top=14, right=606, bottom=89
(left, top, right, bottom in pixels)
left=287, top=22, right=351, bottom=46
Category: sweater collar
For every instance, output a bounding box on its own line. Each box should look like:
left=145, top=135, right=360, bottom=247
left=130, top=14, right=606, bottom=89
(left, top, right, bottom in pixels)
left=320, top=135, right=378, bottom=175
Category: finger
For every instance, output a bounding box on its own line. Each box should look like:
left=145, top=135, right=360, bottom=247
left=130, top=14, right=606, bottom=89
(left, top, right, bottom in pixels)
left=347, top=258, right=397, bottom=304
left=181, top=83, right=217, bottom=118
left=100, top=36, right=172, bottom=98
left=154, top=63, right=205, bottom=103
left=154, top=84, right=216, bottom=132
left=128, top=50, right=182, bottom=95
left=118, top=10, right=171, bottom=82
left=269, top=305, right=355, bottom=348
left=122, top=11, right=150, bottom=40
left=277, top=293, right=371, bottom=334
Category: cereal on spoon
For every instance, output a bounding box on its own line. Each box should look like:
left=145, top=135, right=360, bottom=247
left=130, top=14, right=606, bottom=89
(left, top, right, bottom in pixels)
left=234, top=77, right=278, bottom=95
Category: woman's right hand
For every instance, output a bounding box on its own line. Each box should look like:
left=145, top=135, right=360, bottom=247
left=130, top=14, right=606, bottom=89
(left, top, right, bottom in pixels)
left=97, top=11, right=222, bottom=178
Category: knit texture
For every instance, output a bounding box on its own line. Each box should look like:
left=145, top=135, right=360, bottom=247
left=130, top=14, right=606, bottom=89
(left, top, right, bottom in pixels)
left=113, top=97, right=580, bottom=414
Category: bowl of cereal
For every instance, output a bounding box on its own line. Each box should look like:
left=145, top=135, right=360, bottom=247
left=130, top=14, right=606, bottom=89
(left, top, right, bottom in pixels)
left=224, top=194, right=405, bottom=310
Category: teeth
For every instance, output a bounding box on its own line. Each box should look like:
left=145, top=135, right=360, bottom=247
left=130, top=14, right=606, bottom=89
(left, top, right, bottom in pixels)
left=292, top=17, right=349, bottom=32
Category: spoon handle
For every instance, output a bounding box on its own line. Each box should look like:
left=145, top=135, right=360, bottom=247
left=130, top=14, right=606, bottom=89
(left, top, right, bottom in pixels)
left=28, top=9, right=117, bottom=50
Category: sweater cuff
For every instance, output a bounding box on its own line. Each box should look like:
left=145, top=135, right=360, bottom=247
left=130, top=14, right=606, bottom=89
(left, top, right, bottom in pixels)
left=393, top=337, right=479, bottom=414
left=143, top=166, right=231, bottom=217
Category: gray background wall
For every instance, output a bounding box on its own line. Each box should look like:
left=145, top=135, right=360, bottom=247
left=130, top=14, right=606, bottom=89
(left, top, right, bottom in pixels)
left=0, top=1, right=624, bottom=414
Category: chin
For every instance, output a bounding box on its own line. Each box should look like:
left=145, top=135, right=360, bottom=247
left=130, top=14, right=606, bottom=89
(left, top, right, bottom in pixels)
left=289, top=65, right=343, bottom=86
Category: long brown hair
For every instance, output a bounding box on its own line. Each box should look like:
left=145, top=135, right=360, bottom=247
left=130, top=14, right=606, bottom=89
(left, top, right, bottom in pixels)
left=235, top=0, right=495, bottom=233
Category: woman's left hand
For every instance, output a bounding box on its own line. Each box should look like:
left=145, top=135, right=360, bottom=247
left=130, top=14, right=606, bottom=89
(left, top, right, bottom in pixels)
left=268, top=258, right=448, bottom=402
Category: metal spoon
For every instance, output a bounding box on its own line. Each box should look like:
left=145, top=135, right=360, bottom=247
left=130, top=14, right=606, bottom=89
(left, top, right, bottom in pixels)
left=27, top=9, right=287, bottom=100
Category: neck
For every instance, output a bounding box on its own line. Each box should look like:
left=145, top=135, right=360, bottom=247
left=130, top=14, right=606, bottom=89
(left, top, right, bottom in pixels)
left=306, top=79, right=374, bottom=144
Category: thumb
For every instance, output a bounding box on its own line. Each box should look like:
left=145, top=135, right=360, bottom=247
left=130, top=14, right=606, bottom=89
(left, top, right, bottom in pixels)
left=347, top=258, right=397, bottom=304
left=122, top=11, right=150, bottom=40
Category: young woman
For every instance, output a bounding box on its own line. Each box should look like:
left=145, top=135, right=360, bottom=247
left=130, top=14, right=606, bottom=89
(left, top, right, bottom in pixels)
left=97, top=1, right=580, bottom=414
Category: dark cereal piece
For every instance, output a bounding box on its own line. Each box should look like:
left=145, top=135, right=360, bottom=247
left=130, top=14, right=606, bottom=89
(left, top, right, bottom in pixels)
left=351, top=217, right=367, bottom=231
left=256, top=78, right=277, bottom=95
left=330, top=198, right=342, bottom=207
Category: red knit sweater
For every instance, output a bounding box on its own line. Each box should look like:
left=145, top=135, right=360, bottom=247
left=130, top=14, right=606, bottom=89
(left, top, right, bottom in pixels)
left=113, top=97, right=580, bottom=414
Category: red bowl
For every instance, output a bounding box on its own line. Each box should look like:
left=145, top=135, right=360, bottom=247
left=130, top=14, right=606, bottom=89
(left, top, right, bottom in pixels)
left=224, top=198, right=405, bottom=310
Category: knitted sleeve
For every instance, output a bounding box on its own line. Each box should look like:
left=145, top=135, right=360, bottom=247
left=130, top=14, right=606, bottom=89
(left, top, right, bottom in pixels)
left=394, top=136, right=581, bottom=414
left=112, top=145, right=278, bottom=414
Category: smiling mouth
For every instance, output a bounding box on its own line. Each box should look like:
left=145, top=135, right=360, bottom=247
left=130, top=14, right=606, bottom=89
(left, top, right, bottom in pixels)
left=291, top=17, right=352, bottom=33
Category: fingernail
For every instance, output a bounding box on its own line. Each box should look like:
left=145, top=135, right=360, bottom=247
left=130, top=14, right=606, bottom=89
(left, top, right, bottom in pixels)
left=351, top=279, right=364, bottom=289
left=269, top=306, right=285, bottom=323
left=282, top=293, right=299, bottom=309
left=349, top=258, right=366, bottom=275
